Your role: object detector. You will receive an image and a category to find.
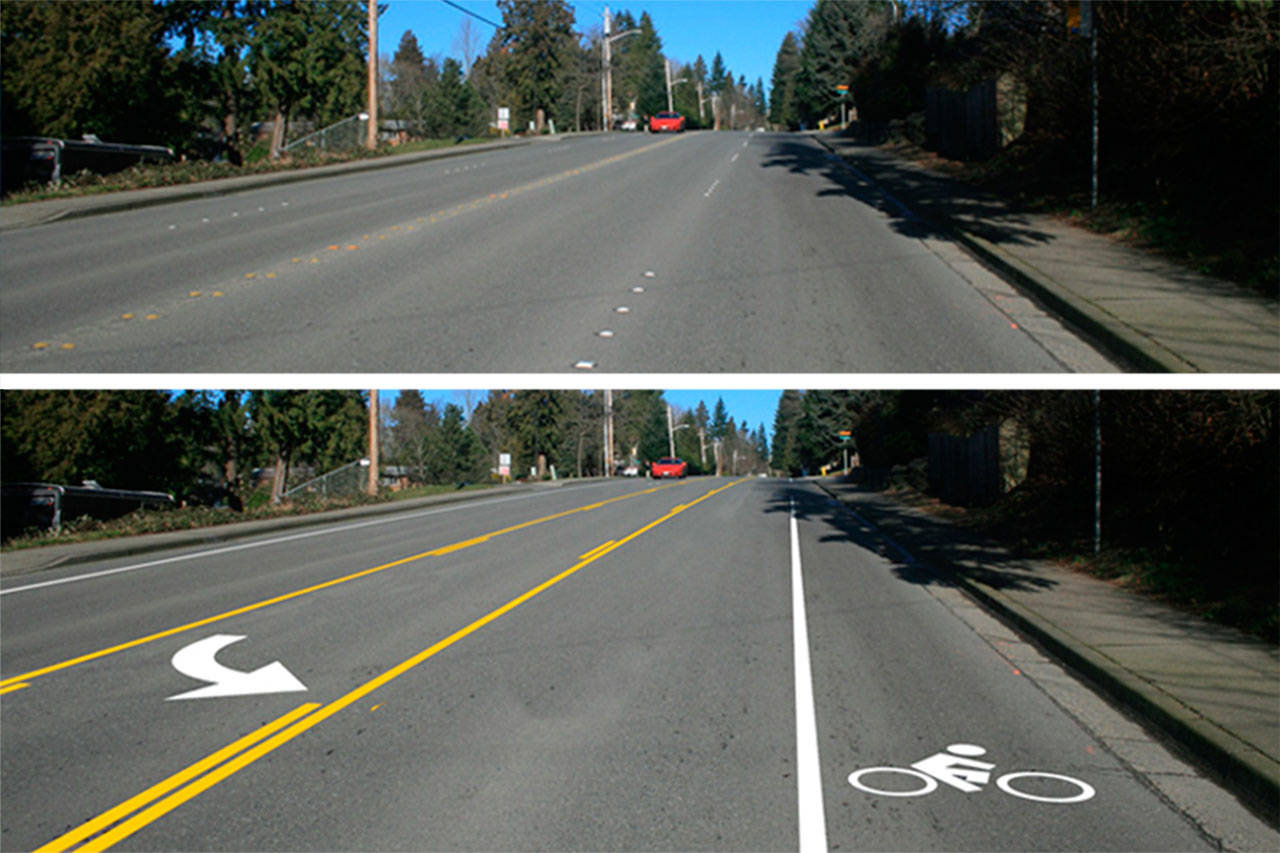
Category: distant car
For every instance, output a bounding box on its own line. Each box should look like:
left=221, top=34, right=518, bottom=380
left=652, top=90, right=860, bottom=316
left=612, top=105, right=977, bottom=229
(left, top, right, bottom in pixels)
left=651, top=457, right=688, bottom=478
left=618, top=119, right=638, bottom=132
left=649, top=112, right=686, bottom=133
left=621, top=464, right=640, bottom=477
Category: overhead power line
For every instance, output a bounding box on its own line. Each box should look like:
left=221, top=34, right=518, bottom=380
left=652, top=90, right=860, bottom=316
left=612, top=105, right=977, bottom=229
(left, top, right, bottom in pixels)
left=441, top=0, right=503, bottom=30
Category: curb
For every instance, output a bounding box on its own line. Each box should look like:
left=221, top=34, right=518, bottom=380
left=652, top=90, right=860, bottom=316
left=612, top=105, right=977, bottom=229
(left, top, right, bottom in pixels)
left=0, top=136, right=544, bottom=231
left=0, top=481, right=582, bottom=578
left=812, top=479, right=1280, bottom=827
left=809, top=135, right=1194, bottom=374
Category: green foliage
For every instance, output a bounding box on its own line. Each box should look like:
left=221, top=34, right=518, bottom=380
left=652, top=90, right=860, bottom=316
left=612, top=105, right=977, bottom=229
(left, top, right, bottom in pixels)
left=1, top=0, right=186, bottom=144
left=0, top=391, right=198, bottom=494
left=497, top=0, right=578, bottom=130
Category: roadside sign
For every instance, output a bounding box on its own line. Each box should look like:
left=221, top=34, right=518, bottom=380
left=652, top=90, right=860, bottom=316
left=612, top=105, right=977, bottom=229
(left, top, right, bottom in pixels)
left=498, top=452, right=511, bottom=477
left=497, top=107, right=510, bottom=131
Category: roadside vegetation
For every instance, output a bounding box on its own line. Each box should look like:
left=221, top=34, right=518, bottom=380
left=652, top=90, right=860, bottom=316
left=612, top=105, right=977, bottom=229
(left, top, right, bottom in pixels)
left=0, top=389, right=766, bottom=547
left=0, top=136, right=493, bottom=206
left=773, top=390, right=1279, bottom=642
left=0, top=481, right=496, bottom=552
left=769, top=2, right=1278, bottom=296
left=1, top=0, right=766, bottom=201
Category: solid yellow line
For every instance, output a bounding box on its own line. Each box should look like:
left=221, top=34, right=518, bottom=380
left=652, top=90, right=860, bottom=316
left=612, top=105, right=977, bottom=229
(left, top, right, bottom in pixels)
left=0, top=486, right=671, bottom=691
left=36, top=702, right=321, bottom=853
left=0, top=683, right=30, bottom=695
left=64, top=479, right=743, bottom=851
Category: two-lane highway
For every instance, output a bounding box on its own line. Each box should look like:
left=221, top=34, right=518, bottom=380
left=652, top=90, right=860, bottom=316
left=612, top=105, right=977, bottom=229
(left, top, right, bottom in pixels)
left=1, top=133, right=1117, bottom=373
left=3, top=477, right=1262, bottom=850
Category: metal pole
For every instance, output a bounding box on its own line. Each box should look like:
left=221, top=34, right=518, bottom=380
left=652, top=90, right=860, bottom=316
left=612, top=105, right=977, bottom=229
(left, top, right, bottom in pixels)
left=1088, top=0, right=1099, bottom=209
left=1094, top=389, right=1102, bottom=554
left=366, top=0, right=378, bottom=150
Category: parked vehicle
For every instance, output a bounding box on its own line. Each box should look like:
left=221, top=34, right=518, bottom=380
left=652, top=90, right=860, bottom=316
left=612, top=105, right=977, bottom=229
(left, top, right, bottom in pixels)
left=651, top=457, right=688, bottom=478
left=649, top=112, right=686, bottom=133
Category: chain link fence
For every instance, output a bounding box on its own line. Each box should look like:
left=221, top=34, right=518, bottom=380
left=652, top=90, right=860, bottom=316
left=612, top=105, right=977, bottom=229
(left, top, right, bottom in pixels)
left=282, top=459, right=369, bottom=500
left=282, top=113, right=369, bottom=155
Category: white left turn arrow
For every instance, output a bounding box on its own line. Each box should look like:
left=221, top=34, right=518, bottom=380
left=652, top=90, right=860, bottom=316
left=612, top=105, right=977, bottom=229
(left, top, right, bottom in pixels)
left=167, top=634, right=307, bottom=701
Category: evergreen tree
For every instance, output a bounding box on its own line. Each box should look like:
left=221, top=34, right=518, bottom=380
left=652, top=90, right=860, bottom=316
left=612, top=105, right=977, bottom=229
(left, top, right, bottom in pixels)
left=1, top=1, right=185, bottom=144
left=769, top=31, right=802, bottom=128
left=496, top=0, right=577, bottom=132
left=771, top=390, right=804, bottom=474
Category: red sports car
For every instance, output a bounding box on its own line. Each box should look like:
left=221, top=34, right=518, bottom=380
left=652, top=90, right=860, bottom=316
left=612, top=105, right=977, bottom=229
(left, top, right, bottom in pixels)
left=649, top=112, right=686, bottom=133
left=651, top=457, right=688, bottom=478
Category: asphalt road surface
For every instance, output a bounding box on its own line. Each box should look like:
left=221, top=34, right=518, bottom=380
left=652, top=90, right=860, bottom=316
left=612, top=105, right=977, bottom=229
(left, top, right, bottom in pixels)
left=1, top=132, right=1117, bottom=373
left=3, top=477, right=1263, bottom=851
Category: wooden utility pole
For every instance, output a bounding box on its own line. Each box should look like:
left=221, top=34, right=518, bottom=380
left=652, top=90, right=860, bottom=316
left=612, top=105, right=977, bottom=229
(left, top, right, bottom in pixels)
left=366, top=0, right=378, bottom=150
left=367, top=390, right=379, bottom=496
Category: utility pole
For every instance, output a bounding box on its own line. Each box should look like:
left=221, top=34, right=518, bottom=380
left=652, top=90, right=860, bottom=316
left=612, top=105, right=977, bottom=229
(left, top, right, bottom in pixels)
left=698, top=426, right=707, bottom=468
left=366, top=0, right=378, bottom=150
left=696, top=79, right=706, bottom=123
left=667, top=403, right=676, bottom=457
left=602, top=8, right=637, bottom=132
left=367, top=390, right=379, bottom=496
left=664, top=58, right=687, bottom=113
left=603, top=7, right=612, bottom=131
left=603, top=389, right=615, bottom=475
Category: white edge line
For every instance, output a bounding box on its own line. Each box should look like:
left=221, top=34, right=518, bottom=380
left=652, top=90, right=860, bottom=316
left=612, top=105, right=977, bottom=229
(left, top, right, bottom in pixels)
left=791, top=496, right=829, bottom=852
left=0, top=483, right=613, bottom=596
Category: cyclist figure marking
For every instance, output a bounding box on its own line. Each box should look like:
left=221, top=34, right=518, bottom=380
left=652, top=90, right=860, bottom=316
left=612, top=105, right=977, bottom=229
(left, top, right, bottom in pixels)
left=847, top=742, right=1096, bottom=804
left=911, top=744, right=994, bottom=793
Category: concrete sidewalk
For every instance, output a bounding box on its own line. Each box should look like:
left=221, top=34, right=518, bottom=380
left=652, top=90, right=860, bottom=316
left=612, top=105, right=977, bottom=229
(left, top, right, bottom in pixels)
left=0, top=135, right=547, bottom=232
left=815, top=476, right=1279, bottom=827
left=813, top=132, right=1279, bottom=373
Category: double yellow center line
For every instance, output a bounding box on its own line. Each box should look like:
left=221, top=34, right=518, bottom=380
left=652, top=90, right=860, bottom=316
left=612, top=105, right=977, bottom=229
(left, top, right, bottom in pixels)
left=37, top=478, right=743, bottom=852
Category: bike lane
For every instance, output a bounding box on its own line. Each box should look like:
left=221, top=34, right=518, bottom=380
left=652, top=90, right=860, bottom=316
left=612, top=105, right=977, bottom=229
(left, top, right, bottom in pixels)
left=787, top=484, right=1212, bottom=851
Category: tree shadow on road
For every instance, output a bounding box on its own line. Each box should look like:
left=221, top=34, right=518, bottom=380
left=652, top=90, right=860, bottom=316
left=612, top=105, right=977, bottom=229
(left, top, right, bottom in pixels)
left=758, top=136, right=1055, bottom=249
left=761, top=479, right=1060, bottom=595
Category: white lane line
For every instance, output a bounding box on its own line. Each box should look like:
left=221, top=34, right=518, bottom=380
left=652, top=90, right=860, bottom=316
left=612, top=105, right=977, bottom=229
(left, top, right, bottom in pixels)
left=731, top=152, right=740, bottom=163
left=791, top=496, right=829, bottom=851
left=0, top=487, right=612, bottom=596
left=704, top=179, right=720, bottom=198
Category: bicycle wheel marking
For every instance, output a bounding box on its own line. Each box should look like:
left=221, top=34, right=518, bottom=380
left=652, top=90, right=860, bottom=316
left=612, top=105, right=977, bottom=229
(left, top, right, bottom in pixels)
left=847, top=743, right=1096, bottom=805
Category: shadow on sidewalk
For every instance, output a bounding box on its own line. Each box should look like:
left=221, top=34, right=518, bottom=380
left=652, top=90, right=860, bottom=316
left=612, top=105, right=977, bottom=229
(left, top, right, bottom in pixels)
left=758, top=136, right=1054, bottom=249
left=761, top=480, right=1060, bottom=595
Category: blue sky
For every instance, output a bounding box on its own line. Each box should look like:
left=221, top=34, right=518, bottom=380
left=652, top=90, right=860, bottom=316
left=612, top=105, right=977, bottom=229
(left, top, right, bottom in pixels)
left=381, top=0, right=811, bottom=99
left=381, top=389, right=782, bottom=439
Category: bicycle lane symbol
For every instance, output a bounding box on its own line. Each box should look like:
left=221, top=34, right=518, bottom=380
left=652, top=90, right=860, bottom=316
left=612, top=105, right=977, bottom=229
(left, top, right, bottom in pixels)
left=848, top=743, right=1096, bottom=804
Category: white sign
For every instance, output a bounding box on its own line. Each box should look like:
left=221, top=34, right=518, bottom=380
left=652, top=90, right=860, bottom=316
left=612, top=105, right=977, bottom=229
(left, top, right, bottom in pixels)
left=167, top=634, right=307, bottom=701
left=497, top=107, right=510, bottom=131
left=847, top=743, right=1095, bottom=804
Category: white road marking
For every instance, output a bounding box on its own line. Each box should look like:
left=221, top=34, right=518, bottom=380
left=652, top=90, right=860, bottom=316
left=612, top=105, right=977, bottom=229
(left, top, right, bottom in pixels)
left=731, top=152, right=740, bottom=163
left=790, top=497, right=829, bottom=852
left=573, top=360, right=596, bottom=369
left=614, top=306, right=630, bottom=314
left=632, top=286, right=645, bottom=294
left=597, top=329, right=615, bottom=338
left=704, top=179, right=720, bottom=198
left=168, top=634, right=307, bottom=701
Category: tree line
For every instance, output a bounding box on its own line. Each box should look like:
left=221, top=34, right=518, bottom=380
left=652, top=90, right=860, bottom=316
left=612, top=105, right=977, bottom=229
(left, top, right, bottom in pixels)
left=0, top=389, right=768, bottom=513
left=390, top=1, right=768, bottom=136
left=1, top=0, right=768, bottom=172
left=769, top=0, right=1278, bottom=289
left=771, top=389, right=1278, bottom=631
